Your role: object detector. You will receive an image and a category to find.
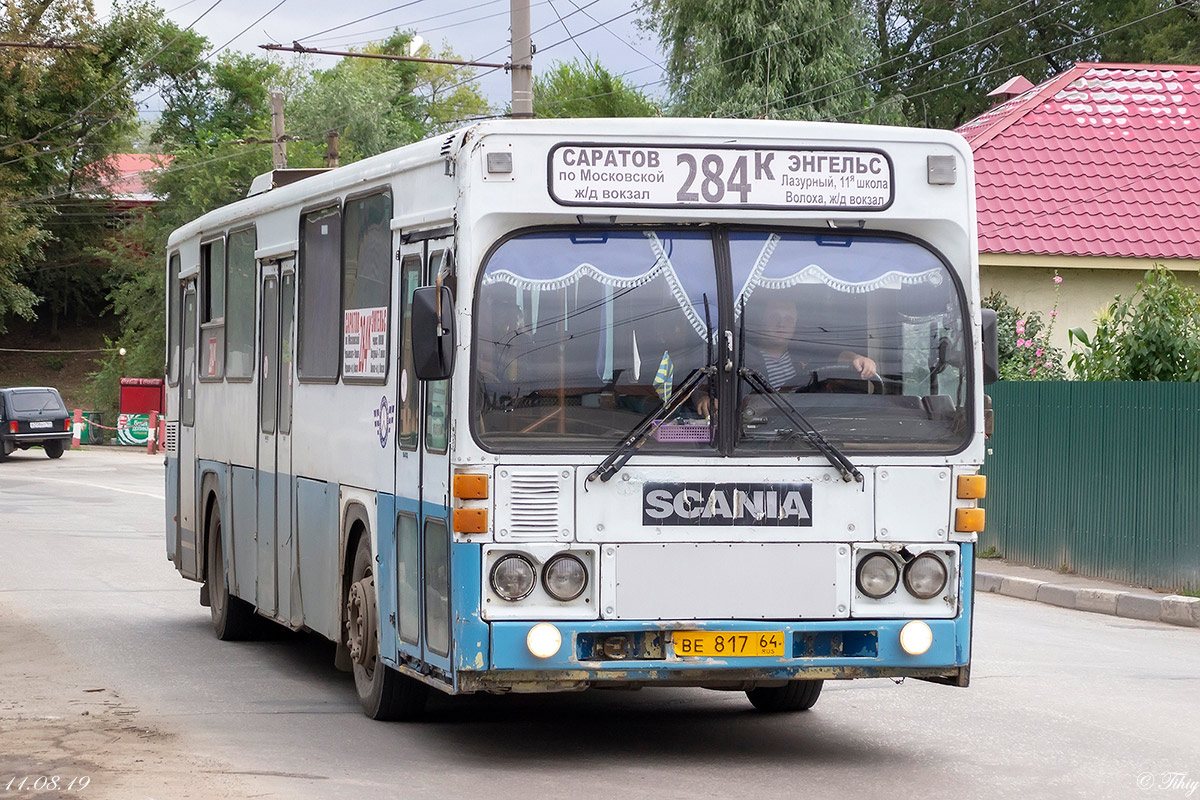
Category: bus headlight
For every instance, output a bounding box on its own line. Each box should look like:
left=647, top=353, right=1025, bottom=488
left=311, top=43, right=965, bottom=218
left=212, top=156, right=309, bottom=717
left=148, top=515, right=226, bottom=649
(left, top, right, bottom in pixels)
left=856, top=553, right=900, bottom=599
left=899, top=620, right=933, bottom=655
left=491, top=555, right=536, bottom=601
left=904, top=553, right=948, bottom=599
left=542, top=554, right=588, bottom=601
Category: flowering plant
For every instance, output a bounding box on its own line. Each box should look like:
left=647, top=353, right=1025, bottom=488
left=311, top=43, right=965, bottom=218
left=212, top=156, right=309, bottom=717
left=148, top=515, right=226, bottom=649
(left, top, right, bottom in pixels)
left=982, top=273, right=1066, bottom=381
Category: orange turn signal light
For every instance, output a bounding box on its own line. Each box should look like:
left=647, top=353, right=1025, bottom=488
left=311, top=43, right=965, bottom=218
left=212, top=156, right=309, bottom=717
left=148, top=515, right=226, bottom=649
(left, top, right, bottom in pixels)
left=452, top=508, right=488, bottom=534
left=957, top=475, right=987, bottom=499
left=453, top=474, right=489, bottom=500
left=955, top=508, right=985, bottom=533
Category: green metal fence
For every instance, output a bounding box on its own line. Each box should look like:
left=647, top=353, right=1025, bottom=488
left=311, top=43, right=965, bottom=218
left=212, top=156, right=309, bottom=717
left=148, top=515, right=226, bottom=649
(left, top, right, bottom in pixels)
left=981, top=382, right=1200, bottom=593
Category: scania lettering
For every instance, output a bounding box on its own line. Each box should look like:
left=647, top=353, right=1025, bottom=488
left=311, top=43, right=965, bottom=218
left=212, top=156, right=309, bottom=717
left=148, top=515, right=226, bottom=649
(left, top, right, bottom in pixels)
left=164, top=118, right=996, bottom=720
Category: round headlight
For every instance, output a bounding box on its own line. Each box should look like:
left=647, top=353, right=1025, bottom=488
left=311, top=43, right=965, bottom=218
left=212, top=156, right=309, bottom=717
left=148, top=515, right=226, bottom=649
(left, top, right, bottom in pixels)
left=904, top=553, right=949, bottom=600
left=542, top=554, right=588, bottom=601
left=899, top=620, right=933, bottom=655
left=856, top=552, right=900, bottom=599
left=490, top=555, right=536, bottom=601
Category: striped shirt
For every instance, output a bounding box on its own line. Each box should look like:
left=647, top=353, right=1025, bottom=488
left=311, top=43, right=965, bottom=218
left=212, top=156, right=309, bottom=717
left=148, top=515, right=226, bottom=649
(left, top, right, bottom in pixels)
left=762, top=352, right=798, bottom=388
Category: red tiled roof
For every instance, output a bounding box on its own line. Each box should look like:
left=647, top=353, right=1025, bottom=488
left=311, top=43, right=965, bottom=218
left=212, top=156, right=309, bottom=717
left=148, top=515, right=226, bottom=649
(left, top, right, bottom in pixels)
left=956, top=63, right=1200, bottom=261
left=84, top=153, right=172, bottom=202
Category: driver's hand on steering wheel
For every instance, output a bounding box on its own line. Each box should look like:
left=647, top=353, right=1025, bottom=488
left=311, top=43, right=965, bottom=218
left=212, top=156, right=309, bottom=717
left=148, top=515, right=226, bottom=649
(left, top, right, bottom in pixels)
left=848, top=354, right=877, bottom=379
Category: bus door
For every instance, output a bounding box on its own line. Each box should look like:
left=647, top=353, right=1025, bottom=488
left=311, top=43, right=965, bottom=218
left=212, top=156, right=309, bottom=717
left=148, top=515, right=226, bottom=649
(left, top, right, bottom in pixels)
left=256, top=260, right=295, bottom=618
left=179, top=278, right=200, bottom=579
left=395, top=232, right=454, bottom=674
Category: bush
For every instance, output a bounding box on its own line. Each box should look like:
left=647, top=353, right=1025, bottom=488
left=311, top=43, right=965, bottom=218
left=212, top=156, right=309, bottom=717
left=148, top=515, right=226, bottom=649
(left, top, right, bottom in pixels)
left=982, top=288, right=1066, bottom=381
left=1069, top=266, right=1200, bottom=381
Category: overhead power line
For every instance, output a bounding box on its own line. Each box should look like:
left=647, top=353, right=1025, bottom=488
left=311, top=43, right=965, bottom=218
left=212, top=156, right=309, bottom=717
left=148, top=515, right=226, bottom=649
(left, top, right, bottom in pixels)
left=260, top=42, right=512, bottom=70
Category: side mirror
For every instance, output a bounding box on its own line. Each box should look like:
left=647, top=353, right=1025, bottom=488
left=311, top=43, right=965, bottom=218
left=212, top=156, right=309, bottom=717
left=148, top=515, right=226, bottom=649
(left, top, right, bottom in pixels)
left=411, top=285, right=456, bottom=381
left=980, top=308, right=999, bottom=385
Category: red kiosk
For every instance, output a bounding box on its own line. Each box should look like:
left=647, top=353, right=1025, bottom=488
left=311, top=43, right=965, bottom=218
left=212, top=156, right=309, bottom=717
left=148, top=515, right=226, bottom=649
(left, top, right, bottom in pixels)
left=117, top=378, right=164, bottom=446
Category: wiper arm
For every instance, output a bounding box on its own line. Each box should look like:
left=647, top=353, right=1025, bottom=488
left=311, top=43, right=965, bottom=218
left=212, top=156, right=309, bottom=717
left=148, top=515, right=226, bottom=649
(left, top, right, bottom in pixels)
left=587, top=366, right=715, bottom=483
left=739, top=367, right=863, bottom=483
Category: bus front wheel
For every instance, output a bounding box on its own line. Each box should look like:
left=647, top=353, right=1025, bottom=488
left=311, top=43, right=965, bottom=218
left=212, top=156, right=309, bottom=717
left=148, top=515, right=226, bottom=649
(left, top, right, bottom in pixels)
left=346, top=535, right=429, bottom=720
left=207, top=502, right=257, bottom=640
left=746, top=679, right=823, bottom=712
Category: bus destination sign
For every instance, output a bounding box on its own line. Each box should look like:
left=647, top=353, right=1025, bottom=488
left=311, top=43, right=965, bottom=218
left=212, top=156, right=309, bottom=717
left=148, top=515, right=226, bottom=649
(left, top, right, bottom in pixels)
left=549, top=143, right=893, bottom=211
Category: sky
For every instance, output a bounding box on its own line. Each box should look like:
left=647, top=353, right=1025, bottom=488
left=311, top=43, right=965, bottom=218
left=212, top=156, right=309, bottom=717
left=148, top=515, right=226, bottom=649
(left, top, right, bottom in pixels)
left=92, top=0, right=670, bottom=115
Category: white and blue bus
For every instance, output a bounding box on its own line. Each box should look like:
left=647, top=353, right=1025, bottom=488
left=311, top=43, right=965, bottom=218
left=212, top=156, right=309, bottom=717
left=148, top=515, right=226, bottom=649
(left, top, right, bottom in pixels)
left=164, top=118, right=997, bottom=719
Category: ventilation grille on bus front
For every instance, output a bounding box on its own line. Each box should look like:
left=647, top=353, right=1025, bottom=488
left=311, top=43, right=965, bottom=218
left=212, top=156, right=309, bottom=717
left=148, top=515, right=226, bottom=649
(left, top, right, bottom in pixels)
left=164, top=421, right=178, bottom=454
left=496, top=469, right=574, bottom=542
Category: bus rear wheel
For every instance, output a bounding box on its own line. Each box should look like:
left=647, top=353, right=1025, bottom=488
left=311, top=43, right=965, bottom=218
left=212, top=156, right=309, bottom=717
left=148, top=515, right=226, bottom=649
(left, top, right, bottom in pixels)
left=346, top=535, right=428, bottom=720
left=746, top=679, right=824, bottom=712
left=207, top=504, right=257, bottom=640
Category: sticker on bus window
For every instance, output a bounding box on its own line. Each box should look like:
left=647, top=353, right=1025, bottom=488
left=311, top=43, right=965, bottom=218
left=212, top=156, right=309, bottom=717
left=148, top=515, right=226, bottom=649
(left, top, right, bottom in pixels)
left=549, top=143, right=893, bottom=211
left=343, top=306, right=388, bottom=378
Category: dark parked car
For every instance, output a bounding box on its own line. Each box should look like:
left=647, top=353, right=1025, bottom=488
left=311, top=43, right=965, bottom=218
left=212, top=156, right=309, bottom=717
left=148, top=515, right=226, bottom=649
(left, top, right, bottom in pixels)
left=0, top=387, right=72, bottom=460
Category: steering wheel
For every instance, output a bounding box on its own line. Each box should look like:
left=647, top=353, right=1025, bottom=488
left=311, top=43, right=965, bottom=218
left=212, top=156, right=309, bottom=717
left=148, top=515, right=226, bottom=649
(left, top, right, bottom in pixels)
left=799, top=363, right=889, bottom=394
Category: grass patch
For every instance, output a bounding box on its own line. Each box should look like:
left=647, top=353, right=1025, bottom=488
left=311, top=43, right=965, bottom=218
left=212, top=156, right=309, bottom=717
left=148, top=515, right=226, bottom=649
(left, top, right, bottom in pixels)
left=978, top=545, right=1002, bottom=559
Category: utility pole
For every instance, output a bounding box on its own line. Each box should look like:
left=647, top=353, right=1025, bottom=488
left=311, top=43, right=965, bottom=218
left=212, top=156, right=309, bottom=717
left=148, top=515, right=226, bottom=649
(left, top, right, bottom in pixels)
left=270, top=91, right=287, bottom=170
left=510, top=0, right=533, bottom=118
left=325, top=130, right=340, bottom=168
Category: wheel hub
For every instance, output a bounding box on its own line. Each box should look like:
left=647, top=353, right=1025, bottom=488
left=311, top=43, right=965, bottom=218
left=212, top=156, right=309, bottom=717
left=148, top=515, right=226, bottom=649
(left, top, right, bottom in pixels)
left=346, top=575, right=377, bottom=667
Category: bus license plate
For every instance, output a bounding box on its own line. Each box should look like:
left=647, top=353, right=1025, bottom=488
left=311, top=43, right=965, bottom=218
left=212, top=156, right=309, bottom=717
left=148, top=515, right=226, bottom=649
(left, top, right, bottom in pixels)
left=673, top=631, right=786, bottom=658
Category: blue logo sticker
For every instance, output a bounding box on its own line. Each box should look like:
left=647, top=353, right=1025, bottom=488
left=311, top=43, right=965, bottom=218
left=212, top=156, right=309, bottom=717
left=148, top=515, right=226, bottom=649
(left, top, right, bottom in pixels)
left=373, top=395, right=395, bottom=448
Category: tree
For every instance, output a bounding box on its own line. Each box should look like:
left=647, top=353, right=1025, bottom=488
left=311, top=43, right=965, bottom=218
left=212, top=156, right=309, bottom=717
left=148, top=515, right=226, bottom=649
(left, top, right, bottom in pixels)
left=0, top=0, right=179, bottom=333
left=639, top=0, right=902, bottom=122
left=534, top=58, right=660, bottom=118
left=866, top=0, right=1200, bottom=130
left=1069, top=266, right=1200, bottom=381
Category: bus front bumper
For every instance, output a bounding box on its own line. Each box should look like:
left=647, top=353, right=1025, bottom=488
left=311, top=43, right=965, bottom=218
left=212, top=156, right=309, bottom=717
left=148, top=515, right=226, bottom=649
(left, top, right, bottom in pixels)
left=458, top=617, right=969, bottom=693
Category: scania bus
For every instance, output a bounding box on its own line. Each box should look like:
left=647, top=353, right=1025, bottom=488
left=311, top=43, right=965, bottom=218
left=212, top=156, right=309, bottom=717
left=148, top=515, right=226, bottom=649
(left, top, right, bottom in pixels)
left=164, top=118, right=997, bottom=719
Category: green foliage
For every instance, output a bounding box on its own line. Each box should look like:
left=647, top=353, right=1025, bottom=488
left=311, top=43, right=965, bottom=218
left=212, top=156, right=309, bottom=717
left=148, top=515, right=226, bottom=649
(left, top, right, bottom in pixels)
left=1068, top=266, right=1200, bottom=381
left=640, top=0, right=903, bottom=123
left=534, top=58, right=660, bottom=118
left=982, top=290, right=1066, bottom=381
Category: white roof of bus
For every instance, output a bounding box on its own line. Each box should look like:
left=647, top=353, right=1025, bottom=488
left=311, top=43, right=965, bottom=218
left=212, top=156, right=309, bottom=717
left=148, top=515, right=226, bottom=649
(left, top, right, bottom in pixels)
left=166, top=117, right=970, bottom=248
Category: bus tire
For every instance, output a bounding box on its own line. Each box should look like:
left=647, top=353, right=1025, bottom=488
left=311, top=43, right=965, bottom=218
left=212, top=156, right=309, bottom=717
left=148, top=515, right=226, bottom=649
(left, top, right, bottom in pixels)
left=347, top=535, right=429, bottom=720
left=207, top=501, right=257, bottom=641
left=44, top=440, right=64, bottom=459
left=746, top=679, right=823, bottom=712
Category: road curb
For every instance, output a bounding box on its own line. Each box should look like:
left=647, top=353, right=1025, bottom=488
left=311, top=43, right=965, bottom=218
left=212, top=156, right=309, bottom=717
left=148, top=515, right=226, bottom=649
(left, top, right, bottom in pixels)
left=977, top=571, right=1200, bottom=629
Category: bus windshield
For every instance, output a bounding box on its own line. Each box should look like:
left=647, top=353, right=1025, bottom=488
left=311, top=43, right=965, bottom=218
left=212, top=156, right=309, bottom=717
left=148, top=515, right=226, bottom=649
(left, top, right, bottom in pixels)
left=473, top=228, right=971, bottom=454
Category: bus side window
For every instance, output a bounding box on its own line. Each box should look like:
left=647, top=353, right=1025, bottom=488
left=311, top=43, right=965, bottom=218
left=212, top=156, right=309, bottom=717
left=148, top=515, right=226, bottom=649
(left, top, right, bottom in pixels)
left=199, top=238, right=225, bottom=381
left=167, top=253, right=181, bottom=386
left=298, top=206, right=342, bottom=381
left=341, top=191, right=391, bottom=383
left=423, top=250, right=449, bottom=454
left=398, top=255, right=421, bottom=450
left=226, top=227, right=257, bottom=380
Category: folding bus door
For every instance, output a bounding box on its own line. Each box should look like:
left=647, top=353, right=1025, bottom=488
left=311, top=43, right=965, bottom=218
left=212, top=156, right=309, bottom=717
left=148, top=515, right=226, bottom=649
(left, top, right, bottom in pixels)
left=393, top=231, right=454, bottom=677
left=178, top=278, right=200, bottom=579
left=255, top=261, right=292, bottom=618
left=419, top=237, right=454, bottom=674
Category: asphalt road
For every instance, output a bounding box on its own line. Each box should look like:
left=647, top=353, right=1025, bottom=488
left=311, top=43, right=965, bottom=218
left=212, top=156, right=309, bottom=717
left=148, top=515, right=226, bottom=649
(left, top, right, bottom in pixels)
left=1, top=447, right=1198, bottom=800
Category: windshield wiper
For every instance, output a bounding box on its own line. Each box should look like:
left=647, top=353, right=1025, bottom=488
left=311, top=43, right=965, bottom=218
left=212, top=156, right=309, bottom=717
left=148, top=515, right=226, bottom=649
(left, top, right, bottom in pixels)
left=739, top=368, right=863, bottom=483
left=587, top=365, right=715, bottom=483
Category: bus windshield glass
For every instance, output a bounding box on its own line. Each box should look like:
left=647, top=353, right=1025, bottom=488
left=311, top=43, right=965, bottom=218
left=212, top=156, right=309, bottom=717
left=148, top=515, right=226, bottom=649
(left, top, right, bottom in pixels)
left=474, top=229, right=718, bottom=453
left=732, top=231, right=969, bottom=453
left=473, top=228, right=971, bottom=454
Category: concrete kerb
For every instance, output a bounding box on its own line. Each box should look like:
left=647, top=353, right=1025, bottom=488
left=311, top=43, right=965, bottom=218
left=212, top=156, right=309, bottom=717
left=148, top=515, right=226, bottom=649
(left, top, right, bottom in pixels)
left=977, top=572, right=1200, bottom=629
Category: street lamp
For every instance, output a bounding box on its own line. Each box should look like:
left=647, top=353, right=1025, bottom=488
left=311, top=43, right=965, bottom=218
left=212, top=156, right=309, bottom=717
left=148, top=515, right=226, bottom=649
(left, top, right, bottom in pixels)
left=118, top=347, right=126, bottom=378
